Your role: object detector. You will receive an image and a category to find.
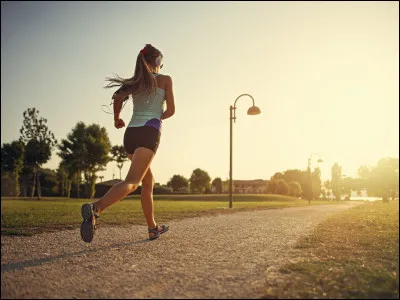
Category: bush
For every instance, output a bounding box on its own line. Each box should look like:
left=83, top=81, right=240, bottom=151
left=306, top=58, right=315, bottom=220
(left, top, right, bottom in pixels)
left=275, top=179, right=289, bottom=195
left=177, top=186, right=189, bottom=193
left=154, top=185, right=173, bottom=194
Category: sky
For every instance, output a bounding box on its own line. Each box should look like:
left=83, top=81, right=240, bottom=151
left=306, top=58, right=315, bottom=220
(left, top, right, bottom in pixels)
left=1, top=1, right=399, bottom=185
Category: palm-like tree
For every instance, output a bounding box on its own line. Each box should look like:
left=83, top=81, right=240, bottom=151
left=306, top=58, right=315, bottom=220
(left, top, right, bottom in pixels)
left=110, top=145, right=129, bottom=180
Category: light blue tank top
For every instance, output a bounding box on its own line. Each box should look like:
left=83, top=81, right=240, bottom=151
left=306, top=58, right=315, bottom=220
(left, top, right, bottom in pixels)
left=127, top=73, right=165, bottom=131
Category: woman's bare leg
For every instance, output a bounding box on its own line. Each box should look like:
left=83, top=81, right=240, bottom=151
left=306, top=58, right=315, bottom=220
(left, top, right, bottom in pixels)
left=126, top=154, right=161, bottom=238
left=140, top=168, right=158, bottom=237
left=93, top=147, right=154, bottom=214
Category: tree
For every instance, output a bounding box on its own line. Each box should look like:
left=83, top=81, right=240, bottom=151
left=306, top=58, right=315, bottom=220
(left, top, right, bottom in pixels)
left=275, top=179, right=289, bottom=195
left=211, top=177, right=223, bottom=194
left=271, top=172, right=284, bottom=181
left=58, top=159, right=77, bottom=199
left=341, top=176, right=355, bottom=199
left=167, top=174, right=189, bottom=192
left=110, top=145, right=129, bottom=180
left=56, top=164, right=68, bottom=197
left=58, top=122, right=86, bottom=198
left=311, top=167, right=322, bottom=199
left=19, top=108, right=57, bottom=199
left=331, top=163, right=342, bottom=201
left=189, top=168, right=211, bottom=193
left=266, top=180, right=277, bottom=194
left=358, top=158, right=399, bottom=202
left=1, top=141, right=25, bottom=197
left=58, top=122, right=111, bottom=199
left=83, top=124, right=112, bottom=198
left=283, top=169, right=312, bottom=199
left=323, top=180, right=332, bottom=200
left=288, top=181, right=302, bottom=197
left=38, top=168, right=58, bottom=196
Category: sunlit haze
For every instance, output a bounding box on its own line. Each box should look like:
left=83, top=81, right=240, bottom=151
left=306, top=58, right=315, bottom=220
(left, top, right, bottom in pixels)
left=1, top=1, right=398, bottom=184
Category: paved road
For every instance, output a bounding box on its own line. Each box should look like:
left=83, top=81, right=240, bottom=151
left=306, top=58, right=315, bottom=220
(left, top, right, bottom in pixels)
left=1, top=203, right=361, bottom=299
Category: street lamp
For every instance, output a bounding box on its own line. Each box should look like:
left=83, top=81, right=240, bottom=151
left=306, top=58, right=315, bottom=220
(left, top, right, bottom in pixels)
left=229, top=94, right=261, bottom=208
left=308, top=153, right=323, bottom=204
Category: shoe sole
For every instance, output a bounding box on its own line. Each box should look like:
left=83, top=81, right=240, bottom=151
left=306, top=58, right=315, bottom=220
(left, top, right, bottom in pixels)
left=80, top=204, right=95, bottom=243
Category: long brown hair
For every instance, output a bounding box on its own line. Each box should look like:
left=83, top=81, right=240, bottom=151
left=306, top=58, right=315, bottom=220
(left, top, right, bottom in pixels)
left=105, top=44, right=163, bottom=99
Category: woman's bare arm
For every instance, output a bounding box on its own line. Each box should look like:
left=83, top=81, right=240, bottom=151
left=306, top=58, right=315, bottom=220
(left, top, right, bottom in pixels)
left=162, top=76, right=175, bottom=120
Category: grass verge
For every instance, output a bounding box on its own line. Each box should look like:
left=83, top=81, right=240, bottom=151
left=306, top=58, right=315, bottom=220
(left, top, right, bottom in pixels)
left=262, top=200, right=399, bottom=299
left=1, top=195, right=346, bottom=236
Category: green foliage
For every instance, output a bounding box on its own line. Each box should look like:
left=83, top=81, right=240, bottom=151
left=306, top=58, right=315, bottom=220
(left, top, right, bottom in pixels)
left=331, top=163, right=342, bottom=201
left=266, top=180, right=277, bottom=194
left=288, top=181, right=302, bottom=197
left=110, top=145, right=129, bottom=180
left=275, top=179, right=289, bottom=195
left=1, top=141, right=25, bottom=173
left=58, top=122, right=112, bottom=199
left=56, top=165, right=68, bottom=197
left=19, top=108, right=57, bottom=199
left=39, top=168, right=58, bottom=194
left=1, top=141, right=25, bottom=197
left=24, top=139, right=51, bottom=167
left=19, top=108, right=57, bottom=148
left=153, top=184, right=173, bottom=194
left=282, top=169, right=314, bottom=199
left=311, top=167, right=322, bottom=199
left=358, top=157, right=399, bottom=201
left=167, top=174, right=189, bottom=192
left=189, top=168, right=211, bottom=193
left=211, top=177, right=223, bottom=194
left=271, top=172, right=284, bottom=181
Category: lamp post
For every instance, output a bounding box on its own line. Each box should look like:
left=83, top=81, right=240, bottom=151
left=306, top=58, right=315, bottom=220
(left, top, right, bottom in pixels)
left=308, top=153, right=323, bottom=204
left=229, top=94, right=261, bottom=208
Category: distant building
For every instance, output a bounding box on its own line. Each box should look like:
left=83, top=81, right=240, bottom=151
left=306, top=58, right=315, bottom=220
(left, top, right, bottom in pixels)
left=94, top=179, right=123, bottom=198
left=222, top=179, right=269, bottom=194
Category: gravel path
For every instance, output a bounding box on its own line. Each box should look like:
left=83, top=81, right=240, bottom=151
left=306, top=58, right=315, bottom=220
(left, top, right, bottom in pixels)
left=1, top=203, right=361, bottom=299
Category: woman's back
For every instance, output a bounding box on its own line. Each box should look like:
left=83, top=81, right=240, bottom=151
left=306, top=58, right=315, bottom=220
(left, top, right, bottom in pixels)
left=129, top=80, right=166, bottom=129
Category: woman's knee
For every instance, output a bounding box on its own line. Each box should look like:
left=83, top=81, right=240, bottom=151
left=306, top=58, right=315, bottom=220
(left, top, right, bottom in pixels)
left=123, top=181, right=139, bottom=193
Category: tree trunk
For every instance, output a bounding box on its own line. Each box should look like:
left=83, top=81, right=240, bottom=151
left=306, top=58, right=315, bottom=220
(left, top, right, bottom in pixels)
left=76, top=182, right=80, bottom=198
left=85, top=181, right=90, bottom=199
left=13, top=171, right=20, bottom=197
left=31, top=167, right=37, bottom=198
left=83, top=171, right=90, bottom=199
left=22, top=176, right=27, bottom=197
left=61, top=177, right=65, bottom=197
left=76, top=171, right=81, bottom=199
left=90, top=172, right=97, bottom=199
left=67, top=179, right=71, bottom=199
left=119, top=167, right=122, bottom=180
left=36, top=171, right=41, bottom=200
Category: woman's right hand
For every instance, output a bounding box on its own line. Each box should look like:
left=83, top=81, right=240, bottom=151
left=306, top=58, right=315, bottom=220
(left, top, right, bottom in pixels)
left=114, top=118, right=125, bottom=129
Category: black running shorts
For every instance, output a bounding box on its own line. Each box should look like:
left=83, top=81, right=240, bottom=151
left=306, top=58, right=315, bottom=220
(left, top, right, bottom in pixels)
left=123, top=126, right=161, bottom=155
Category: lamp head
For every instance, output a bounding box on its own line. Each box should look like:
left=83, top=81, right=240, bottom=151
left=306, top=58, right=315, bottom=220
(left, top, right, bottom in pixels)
left=247, top=106, right=261, bottom=115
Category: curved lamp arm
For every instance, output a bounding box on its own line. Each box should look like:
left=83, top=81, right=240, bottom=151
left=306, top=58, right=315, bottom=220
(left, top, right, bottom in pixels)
left=234, top=94, right=255, bottom=108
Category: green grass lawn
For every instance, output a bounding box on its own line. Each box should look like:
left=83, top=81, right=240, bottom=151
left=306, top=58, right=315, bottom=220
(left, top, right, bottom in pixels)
left=1, top=194, right=347, bottom=236
left=262, top=200, right=399, bottom=299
